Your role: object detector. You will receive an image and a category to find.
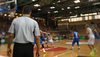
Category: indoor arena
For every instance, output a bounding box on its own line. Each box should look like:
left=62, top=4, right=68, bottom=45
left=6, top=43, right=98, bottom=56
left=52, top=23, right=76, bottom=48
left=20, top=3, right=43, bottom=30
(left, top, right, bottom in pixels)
left=0, top=0, right=100, bottom=57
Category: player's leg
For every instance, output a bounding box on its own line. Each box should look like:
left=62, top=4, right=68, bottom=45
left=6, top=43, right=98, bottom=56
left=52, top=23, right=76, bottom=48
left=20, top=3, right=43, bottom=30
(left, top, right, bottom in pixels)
left=71, top=41, right=75, bottom=50
left=46, top=38, right=49, bottom=47
left=42, top=43, right=46, bottom=53
left=88, top=44, right=92, bottom=50
left=88, top=38, right=93, bottom=50
left=50, top=40, right=54, bottom=48
left=77, top=40, right=80, bottom=50
left=88, top=38, right=95, bottom=54
left=91, top=38, right=97, bottom=52
left=40, top=38, right=46, bottom=53
left=46, top=42, right=48, bottom=47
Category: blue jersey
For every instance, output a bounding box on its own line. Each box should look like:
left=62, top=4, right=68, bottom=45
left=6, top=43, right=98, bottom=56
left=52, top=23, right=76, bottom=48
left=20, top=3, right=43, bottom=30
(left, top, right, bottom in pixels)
left=34, top=36, right=43, bottom=44
left=40, top=35, right=43, bottom=39
left=94, top=31, right=99, bottom=39
left=73, top=31, right=79, bottom=40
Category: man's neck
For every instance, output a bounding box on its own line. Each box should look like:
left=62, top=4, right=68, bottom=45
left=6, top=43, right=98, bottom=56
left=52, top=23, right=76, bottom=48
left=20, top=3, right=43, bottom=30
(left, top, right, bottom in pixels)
left=23, top=14, right=30, bottom=17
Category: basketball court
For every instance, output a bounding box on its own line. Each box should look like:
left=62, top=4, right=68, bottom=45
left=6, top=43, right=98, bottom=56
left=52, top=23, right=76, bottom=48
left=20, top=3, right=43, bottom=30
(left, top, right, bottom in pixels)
left=0, top=0, right=100, bottom=57
left=0, top=40, right=100, bottom=57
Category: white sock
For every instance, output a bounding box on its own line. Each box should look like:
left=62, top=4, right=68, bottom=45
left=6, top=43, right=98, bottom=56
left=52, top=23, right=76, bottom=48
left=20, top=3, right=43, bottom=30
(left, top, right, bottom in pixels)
left=94, top=48, right=96, bottom=50
left=92, top=50, right=94, bottom=51
left=78, top=47, right=80, bottom=48
left=72, top=47, right=74, bottom=49
left=43, top=48, right=45, bottom=51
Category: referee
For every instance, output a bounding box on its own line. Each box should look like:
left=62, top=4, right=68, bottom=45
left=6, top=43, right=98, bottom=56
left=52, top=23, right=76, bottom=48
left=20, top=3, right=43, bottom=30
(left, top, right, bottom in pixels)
left=7, top=5, right=40, bottom=57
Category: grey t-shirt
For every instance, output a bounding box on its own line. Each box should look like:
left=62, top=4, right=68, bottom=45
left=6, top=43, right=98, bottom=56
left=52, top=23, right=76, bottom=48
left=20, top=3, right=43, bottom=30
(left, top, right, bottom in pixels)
left=8, top=16, right=40, bottom=43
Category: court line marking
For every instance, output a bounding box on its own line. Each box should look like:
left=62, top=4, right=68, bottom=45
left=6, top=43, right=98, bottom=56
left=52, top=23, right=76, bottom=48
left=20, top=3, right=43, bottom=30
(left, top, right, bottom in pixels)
left=66, top=42, right=88, bottom=44
left=54, top=51, right=73, bottom=57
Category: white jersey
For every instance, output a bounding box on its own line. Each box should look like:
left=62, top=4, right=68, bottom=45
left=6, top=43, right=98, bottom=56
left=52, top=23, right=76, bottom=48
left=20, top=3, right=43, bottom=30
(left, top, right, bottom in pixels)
left=48, top=35, right=53, bottom=40
left=87, top=27, right=95, bottom=38
left=48, top=35, right=53, bottom=43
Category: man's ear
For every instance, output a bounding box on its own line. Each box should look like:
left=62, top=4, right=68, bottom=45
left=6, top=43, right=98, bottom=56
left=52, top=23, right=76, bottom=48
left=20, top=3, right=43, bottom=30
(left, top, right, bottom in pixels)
left=29, top=12, right=31, bottom=15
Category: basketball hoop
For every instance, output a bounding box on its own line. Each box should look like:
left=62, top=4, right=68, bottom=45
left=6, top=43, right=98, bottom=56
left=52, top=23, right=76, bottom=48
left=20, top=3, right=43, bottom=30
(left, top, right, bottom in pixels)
left=0, top=0, right=17, bottom=14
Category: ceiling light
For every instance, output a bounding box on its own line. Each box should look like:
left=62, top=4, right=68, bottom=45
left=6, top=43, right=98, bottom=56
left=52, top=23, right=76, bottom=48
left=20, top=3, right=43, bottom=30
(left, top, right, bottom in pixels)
left=93, top=2, right=100, bottom=5
left=34, top=4, right=40, bottom=7
left=35, top=18, right=37, bottom=19
left=75, top=6, right=80, bottom=9
left=15, top=13, right=17, bottom=15
left=62, top=8, right=64, bottom=10
left=89, top=0, right=95, bottom=2
left=4, top=14, right=7, bottom=16
left=80, top=14, right=85, bottom=16
left=57, top=0, right=61, bottom=3
left=74, top=0, right=80, bottom=3
left=70, top=12, right=72, bottom=13
left=53, top=3, right=55, bottom=4
left=8, top=15, right=11, bottom=17
left=48, top=12, right=50, bottom=13
left=67, top=7, right=70, bottom=9
left=19, top=14, right=22, bottom=16
left=54, top=11, right=58, bottom=13
left=38, top=9, right=41, bottom=11
left=32, top=0, right=35, bottom=1
left=50, top=6, right=55, bottom=9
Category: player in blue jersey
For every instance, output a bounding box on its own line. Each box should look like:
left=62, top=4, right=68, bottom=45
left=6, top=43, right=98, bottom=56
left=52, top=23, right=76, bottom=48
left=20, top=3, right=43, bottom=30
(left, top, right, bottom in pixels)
left=34, top=30, right=46, bottom=53
left=93, top=28, right=99, bottom=39
left=71, top=29, right=80, bottom=50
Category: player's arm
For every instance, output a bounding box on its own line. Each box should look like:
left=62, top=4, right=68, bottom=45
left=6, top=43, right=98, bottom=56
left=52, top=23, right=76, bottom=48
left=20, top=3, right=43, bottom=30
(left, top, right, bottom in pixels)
left=42, top=34, right=44, bottom=38
left=34, top=21, right=41, bottom=57
left=7, top=19, right=15, bottom=56
left=72, top=32, right=74, bottom=37
left=7, top=33, right=14, bottom=56
left=35, top=36, right=40, bottom=52
left=84, top=29, right=90, bottom=36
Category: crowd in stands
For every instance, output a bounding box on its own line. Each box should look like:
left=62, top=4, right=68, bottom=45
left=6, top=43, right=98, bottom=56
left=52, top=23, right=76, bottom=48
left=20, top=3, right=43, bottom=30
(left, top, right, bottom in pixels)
left=0, top=24, right=10, bottom=38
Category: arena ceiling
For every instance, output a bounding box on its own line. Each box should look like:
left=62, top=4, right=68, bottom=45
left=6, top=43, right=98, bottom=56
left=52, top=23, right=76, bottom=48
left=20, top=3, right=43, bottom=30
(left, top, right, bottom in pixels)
left=8, top=0, right=100, bottom=19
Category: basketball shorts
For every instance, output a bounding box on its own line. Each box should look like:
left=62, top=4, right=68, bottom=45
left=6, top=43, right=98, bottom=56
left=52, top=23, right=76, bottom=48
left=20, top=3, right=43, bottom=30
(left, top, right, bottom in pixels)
left=72, top=39, right=79, bottom=46
left=88, top=38, right=95, bottom=45
left=49, top=40, right=53, bottom=43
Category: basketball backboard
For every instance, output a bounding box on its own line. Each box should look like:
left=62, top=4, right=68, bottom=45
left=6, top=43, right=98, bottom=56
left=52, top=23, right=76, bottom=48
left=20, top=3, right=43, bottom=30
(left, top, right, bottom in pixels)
left=0, top=0, right=17, bottom=14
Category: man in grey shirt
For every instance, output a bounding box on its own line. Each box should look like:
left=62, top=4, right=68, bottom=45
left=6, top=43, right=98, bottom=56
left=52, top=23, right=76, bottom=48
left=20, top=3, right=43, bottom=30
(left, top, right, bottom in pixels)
left=7, top=5, right=40, bottom=57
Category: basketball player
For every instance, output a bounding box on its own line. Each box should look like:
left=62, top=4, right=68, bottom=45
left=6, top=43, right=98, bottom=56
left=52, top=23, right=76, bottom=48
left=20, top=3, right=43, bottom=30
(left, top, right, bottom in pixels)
left=92, top=27, right=99, bottom=52
left=40, top=31, right=49, bottom=47
left=48, top=33, right=54, bottom=48
left=70, top=29, right=80, bottom=50
left=93, top=28, right=99, bottom=39
left=84, top=24, right=97, bottom=55
left=34, top=30, right=46, bottom=53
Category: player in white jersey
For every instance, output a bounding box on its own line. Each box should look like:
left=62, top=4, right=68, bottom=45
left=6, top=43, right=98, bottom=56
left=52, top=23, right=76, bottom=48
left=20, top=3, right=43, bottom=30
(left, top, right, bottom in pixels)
left=84, top=24, right=97, bottom=55
left=48, top=33, right=54, bottom=48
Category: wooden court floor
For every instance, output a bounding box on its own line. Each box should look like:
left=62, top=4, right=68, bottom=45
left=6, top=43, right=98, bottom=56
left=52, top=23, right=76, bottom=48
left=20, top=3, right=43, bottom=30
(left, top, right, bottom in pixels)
left=0, top=39, right=100, bottom=57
